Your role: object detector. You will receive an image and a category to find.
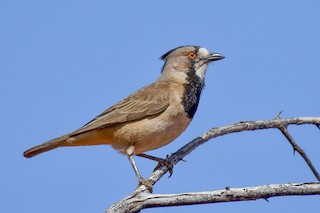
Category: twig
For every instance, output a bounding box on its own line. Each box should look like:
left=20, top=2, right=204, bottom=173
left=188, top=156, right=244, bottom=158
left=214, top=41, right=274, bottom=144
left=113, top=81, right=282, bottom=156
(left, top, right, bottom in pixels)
left=279, top=126, right=320, bottom=181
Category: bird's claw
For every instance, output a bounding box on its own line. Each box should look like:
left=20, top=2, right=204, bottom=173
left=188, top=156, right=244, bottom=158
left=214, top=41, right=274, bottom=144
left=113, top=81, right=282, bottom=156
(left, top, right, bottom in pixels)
left=153, top=157, right=174, bottom=177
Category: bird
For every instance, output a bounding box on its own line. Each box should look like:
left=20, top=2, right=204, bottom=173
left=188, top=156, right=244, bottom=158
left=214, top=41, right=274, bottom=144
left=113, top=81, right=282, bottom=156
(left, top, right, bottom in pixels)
left=23, top=45, right=224, bottom=190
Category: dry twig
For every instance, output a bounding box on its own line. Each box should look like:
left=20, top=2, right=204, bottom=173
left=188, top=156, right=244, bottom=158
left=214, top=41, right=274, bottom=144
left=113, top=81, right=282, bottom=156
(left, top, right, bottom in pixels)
left=279, top=126, right=320, bottom=180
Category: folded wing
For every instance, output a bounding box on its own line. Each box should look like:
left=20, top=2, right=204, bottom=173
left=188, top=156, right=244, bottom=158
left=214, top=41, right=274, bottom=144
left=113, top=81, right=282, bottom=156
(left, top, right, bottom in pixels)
left=70, top=82, right=171, bottom=136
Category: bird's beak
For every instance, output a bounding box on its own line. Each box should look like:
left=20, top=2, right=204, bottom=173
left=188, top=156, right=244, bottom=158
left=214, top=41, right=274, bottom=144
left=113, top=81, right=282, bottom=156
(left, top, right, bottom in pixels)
left=207, top=52, right=225, bottom=62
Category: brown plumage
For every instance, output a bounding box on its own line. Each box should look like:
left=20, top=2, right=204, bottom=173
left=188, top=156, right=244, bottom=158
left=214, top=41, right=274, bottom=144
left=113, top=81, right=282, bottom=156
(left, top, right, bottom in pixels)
left=24, top=81, right=185, bottom=157
left=23, top=45, right=224, bottom=188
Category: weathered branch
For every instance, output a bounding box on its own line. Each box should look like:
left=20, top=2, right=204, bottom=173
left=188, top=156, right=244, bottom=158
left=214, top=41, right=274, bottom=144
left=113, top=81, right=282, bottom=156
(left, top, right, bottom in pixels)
left=106, top=117, right=320, bottom=212
left=279, top=125, right=320, bottom=180
left=148, top=117, right=320, bottom=185
left=107, top=182, right=320, bottom=212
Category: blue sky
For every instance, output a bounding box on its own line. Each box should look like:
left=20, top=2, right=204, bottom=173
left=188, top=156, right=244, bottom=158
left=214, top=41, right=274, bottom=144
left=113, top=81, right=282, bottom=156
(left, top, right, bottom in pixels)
left=1, top=1, right=320, bottom=212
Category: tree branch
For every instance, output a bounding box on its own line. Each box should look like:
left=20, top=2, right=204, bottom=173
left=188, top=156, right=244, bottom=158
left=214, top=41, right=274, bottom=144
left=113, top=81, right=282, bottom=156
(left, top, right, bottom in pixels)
left=149, top=117, right=320, bottom=185
left=106, top=117, right=320, bottom=212
left=107, top=182, right=320, bottom=212
left=279, top=125, right=320, bottom=180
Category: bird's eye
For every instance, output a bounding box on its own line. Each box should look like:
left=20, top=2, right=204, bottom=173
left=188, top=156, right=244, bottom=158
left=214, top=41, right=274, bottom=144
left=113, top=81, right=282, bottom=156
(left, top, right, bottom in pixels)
left=188, top=52, right=197, bottom=59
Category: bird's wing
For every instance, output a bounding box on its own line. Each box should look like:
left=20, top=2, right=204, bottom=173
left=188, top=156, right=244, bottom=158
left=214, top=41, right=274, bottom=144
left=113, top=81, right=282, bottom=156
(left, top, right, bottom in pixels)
left=70, top=82, right=171, bottom=136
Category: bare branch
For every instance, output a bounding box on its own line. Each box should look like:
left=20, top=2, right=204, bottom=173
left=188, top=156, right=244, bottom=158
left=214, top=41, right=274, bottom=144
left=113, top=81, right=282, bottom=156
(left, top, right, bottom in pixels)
left=148, top=117, right=320, bottom=185
left=106, top=117, right=320, bottom=212
left=279, top=126, right=320, bottom=180
left=106, top=182, right=320, bottom=212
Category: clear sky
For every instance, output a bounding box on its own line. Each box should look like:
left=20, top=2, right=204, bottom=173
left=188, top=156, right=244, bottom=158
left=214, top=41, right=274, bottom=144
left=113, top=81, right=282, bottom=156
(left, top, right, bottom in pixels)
left=1, top=1, right=319, bottom=212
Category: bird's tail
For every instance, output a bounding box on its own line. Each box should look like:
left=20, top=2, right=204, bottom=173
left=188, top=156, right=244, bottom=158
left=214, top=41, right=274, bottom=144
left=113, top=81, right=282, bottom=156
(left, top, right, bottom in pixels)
left=23, top=135, right=70, bottom=158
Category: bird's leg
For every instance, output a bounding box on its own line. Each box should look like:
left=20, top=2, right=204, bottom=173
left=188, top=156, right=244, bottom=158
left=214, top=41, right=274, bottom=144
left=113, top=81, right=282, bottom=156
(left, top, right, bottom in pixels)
left=137, top=153, right=174, bottom=177
left=126, top=146, right=153, bottom=192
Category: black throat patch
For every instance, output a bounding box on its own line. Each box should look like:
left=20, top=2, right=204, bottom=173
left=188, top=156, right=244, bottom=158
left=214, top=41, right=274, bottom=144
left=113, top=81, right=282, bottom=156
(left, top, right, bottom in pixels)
left=183, top=68, right=205, bottom=119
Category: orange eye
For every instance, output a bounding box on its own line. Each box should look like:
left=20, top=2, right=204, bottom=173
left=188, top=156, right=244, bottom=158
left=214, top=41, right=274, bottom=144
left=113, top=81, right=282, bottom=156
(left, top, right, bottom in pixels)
left=188, top=52, right=197, bottom=59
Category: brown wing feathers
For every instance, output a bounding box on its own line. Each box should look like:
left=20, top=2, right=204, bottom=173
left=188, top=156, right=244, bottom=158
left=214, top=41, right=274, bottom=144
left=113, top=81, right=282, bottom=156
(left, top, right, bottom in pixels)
left=23, top=82, right=171, bottom=158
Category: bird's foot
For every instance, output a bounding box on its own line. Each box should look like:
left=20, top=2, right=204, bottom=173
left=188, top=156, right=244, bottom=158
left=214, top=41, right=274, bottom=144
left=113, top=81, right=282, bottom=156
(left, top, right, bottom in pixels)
left=136, top=153, right=174, bottom=177
left=153, top=155, right=174, bottom=177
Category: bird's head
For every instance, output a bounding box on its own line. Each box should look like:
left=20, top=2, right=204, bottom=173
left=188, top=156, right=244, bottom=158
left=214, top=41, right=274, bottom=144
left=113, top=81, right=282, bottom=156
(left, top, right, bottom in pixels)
left=159, top=45, right=224, bottom=83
